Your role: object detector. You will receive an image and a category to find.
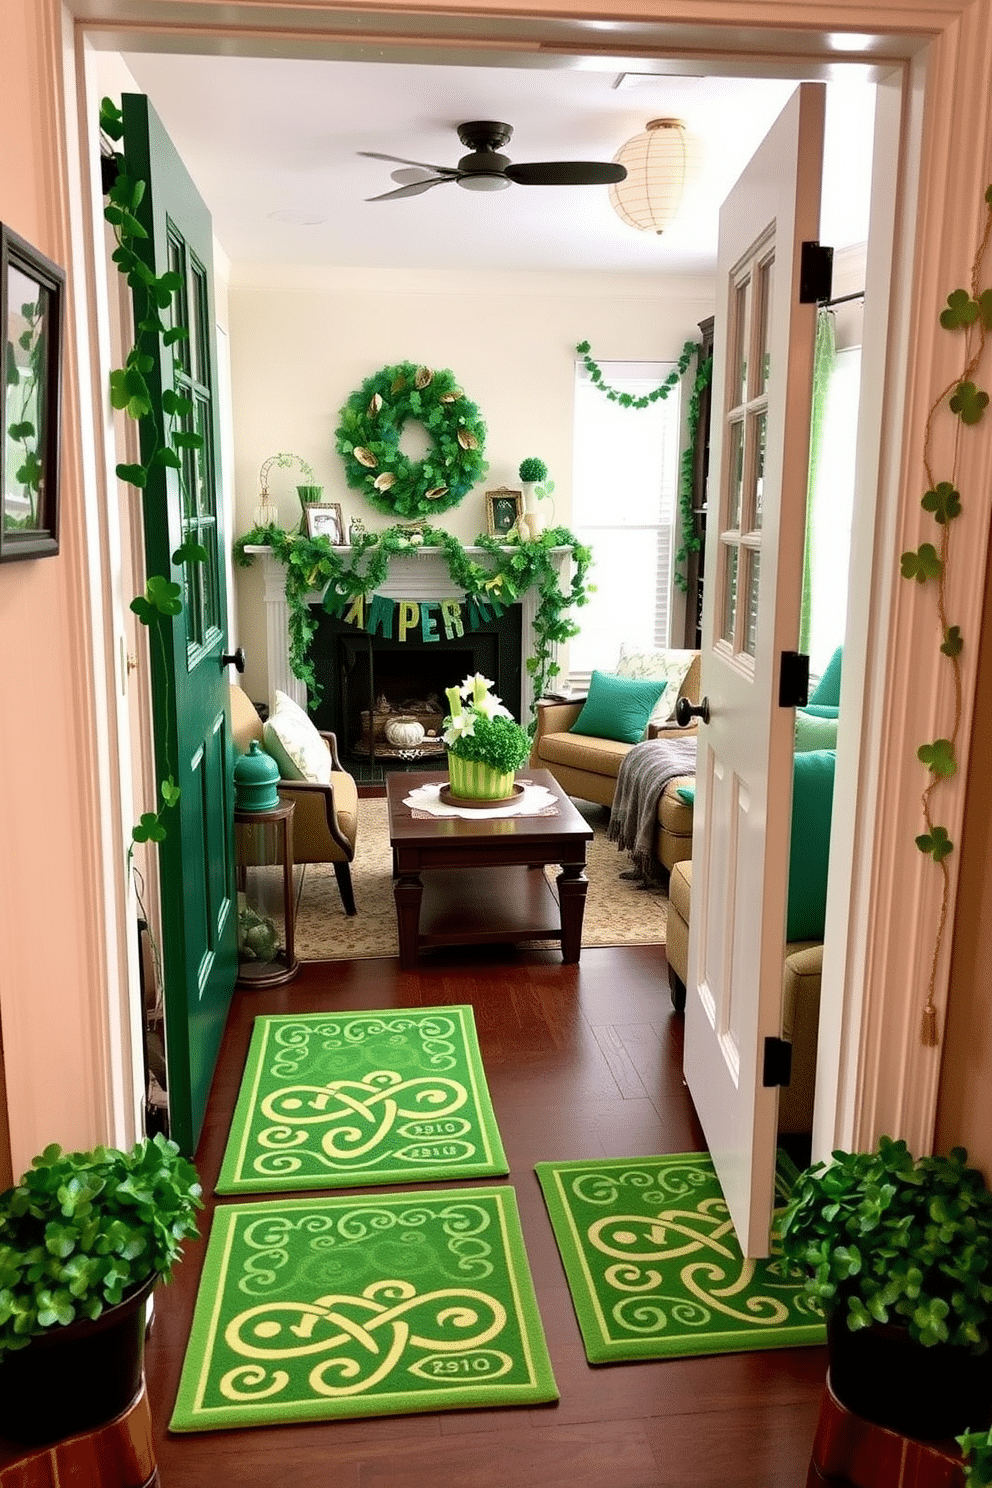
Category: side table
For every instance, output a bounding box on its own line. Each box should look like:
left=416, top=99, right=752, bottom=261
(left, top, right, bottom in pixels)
left=234, top=799, right=298, bottom=986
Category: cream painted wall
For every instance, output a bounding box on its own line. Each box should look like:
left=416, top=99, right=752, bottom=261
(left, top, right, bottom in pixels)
left=229, top=266, right=714, bottom=703
left=0, top=0, right=118, bottom=1174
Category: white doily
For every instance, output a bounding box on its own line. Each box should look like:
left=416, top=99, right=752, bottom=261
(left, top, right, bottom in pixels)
left=404, top=779, right=559, bottom=820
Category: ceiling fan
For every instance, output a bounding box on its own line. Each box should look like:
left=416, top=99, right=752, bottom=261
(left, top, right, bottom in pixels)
left=360, top=120, right=627, bottom=201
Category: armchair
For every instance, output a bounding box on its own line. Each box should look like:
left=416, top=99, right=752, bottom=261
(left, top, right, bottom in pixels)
left=229, top=686, right=359, bottom=916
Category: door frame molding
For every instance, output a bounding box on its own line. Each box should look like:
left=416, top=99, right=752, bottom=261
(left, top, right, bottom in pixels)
left=65, top=0, right=992, bottom=1159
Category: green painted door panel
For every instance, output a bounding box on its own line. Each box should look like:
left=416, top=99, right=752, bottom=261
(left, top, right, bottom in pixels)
left=121, top=93, right=237, bottom=1155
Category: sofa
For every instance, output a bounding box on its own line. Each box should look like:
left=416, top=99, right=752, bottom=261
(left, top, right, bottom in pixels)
left=530, top=652, right=701, bottom=875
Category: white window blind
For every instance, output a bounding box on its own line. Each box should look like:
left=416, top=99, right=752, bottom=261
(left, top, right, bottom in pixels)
left=569, top=360, right=682, bottom=682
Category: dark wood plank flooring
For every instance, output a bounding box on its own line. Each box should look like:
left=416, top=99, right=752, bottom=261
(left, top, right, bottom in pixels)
left=144, top=943, right=828, bottom=1486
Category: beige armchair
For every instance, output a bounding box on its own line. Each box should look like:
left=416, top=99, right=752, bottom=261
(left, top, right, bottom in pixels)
left=229, top=686, right=359, bottom=916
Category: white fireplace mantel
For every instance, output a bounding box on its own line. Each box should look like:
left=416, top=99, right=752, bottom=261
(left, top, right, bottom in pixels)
left=246, top=544, right=571, bottom=719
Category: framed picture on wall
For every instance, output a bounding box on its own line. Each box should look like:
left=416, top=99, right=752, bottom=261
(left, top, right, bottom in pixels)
left=305, top=502, right=345, bottom=544
left=0, top=225, right=65, bottom=563
left=485, top=487, right=523, bottom=539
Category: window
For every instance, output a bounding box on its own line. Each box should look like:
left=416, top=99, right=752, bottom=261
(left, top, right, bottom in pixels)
left=569, top=361, right=682, bottom=682
left=807, top=345, right=861, bottom=681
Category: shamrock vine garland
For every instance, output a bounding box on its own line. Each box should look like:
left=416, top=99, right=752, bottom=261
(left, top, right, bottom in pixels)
left=575, top=338, right=698, bottom=407
left=901, top=183, right=992, bottom=1047
left=233, top=522, right=592, bottom=725
left=335, top=362, right=488, bottom=519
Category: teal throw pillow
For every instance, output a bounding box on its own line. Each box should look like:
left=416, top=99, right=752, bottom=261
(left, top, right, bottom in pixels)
left=676, top=785, right=696, bottom=804
left=803, top=704, right=839, bottom=719
left=808, top=645, right=843, bottom=707
left=795, top=709, right=839, bottom=753
left=787, top=750, right=836, bottom=942
left=569, top=671, right=668, bottom=746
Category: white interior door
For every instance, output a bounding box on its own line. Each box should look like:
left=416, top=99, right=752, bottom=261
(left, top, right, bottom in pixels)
left=683, top=82, right=826, bottom=1257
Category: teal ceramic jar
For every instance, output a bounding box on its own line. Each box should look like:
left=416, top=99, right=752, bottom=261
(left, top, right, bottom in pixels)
left=233, top=740, right=280, bottom=811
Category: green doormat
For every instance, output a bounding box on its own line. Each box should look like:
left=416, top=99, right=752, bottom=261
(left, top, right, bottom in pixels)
left=170, top=1187, right=558, bottom=1432
left=217, top=1007, right=508, bottom=1193
left=536, top=1150, right=825, bottom=1363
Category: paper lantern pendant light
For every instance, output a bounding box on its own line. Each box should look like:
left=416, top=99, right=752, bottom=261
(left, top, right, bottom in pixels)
left=610, top=118, right=691, bottom=235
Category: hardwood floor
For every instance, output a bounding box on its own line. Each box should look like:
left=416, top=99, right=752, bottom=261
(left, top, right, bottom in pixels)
left=144, top=943, right=828, bottom=1487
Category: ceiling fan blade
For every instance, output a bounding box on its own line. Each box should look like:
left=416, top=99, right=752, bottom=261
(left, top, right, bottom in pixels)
left=504, top=161, right=628, bottom=186
left=366, top=176, right=455, bottom=202
left=359, top=150, right=459, bottom=176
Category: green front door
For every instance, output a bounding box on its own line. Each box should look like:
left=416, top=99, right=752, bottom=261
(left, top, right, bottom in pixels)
left=121, top=93, right=237, bottom=1154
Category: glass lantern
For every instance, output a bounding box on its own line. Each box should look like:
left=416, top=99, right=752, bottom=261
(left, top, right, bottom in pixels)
left=233, top=741, right=298, bottom=987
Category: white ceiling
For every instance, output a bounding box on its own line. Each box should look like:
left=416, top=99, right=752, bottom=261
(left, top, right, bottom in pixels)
left=118, top=52, right=876, bottom=276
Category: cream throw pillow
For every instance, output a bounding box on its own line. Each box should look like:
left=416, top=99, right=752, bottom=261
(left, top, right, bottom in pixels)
left=616, top=644, right=696, bottom=728
left=262, top=690, right=332, bottom=783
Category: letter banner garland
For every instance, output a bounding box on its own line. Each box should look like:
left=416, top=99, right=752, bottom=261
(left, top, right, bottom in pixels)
left=324, top=586, right=507, bottom=643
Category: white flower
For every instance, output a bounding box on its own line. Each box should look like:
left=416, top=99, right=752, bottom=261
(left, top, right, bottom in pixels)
left=473, top=692, right=511, bottom=720
left=442, top=713, right=476, bottom=747
left=460, top=672, right=495, bottom=704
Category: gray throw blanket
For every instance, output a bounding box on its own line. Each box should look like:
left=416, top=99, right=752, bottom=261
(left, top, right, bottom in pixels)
left=608, top=737, right=698, bottom=882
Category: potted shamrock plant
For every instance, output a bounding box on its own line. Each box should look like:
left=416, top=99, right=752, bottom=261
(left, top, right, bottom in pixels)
left=0, top=1134, right=203, bottom=1444
left=517, top=457, right=556, bottom=539
left=778, top=1135, right=992, bottom=1441
left=443, top=673, right=531, bottom=803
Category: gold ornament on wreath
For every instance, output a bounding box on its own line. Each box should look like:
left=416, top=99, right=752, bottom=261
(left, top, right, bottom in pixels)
left=334, top=361, right=488, bottom=519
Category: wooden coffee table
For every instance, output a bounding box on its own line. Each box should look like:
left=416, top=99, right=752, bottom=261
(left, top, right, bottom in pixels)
left=386, top=769, right=593, bottom=970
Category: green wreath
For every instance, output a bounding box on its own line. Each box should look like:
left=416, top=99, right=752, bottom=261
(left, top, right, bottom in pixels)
left=335, top=361, right=488, bottom=519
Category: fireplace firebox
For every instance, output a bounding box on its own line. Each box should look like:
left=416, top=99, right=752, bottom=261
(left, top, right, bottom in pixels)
left=310, top=605, right=523, bottom=768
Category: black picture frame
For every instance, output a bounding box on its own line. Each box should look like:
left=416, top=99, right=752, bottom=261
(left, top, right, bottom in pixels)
left=1, top=225, right=65, bottom=563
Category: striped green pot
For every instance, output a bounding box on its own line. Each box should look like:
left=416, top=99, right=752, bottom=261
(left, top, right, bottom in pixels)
left=446, top=752, right=515, bottom=802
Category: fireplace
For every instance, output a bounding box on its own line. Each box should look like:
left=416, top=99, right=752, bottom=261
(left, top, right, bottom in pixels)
left=310, top=605, right=522, bottom=767
left=247, top=543, right=569, bottom=730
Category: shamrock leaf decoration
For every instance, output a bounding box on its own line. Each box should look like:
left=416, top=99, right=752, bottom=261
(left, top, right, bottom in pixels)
left=921, top=481, right=961, bottom=524
left=172, top=537, right=208, bottom=566
left=900, top=543, right=942, bottom=582
left=917, top=739, right=957, bottom=778
left=160, top=778, right=181, bottom=808
left=575, top=340, right=591, bottom=354
left=938, top=289, right=979, bottom=329
left=915, top=825, right=953, bottom=862
left=949, top=381, right=989, bottom=425
left=130, top=575, right=183, bottom=625
left=132, top=812, right=166, bottom=844
left=941, top=625, right=964, bottom=657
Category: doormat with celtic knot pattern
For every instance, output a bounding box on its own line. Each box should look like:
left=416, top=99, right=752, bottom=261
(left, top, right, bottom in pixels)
left=536, top=1151, right=825, bottom=1362
left=170, top=1187, right=558, bottom=1431
left=216, top=1007, right=508, bottom=1194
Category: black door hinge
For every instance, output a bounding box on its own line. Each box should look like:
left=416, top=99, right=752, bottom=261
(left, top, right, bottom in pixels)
left=763, top=1037, right=793, bottom=1088
left=779, top=651, right=810, bottom=708
left=799, top=242, right=834, bottom=304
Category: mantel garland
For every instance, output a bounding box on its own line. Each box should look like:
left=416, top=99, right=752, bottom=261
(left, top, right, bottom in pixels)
left=576, top=338, right=710, bottom=592
left=902, top=183, right=992, bottom=1048
left=233, top=523, right=592, bottom=726
left=335, top=362, right=488, bottom=520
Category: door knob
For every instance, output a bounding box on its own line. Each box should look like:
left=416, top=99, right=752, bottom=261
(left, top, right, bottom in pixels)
left=221, top=647, right=246, bottom=673
left=675, top=695, right=710, bottom=726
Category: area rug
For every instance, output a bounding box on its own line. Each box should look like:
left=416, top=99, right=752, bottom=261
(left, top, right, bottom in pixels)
left=216, top=1006, right=508, bottom=1194
left=294, top=795, right=667, bottom=960
left=170, top=1186, right=558, bottom=1432
left=535, top=1150, right=825, bottom=1363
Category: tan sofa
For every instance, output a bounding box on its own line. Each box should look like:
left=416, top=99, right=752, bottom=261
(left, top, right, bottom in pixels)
left=666, top=859, right=823, bottom=1136
left=530, top=654, right=700, bottom=875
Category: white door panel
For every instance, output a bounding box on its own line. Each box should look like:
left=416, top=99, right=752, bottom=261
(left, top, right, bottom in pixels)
left=684, top=82, right=825, bottom=1257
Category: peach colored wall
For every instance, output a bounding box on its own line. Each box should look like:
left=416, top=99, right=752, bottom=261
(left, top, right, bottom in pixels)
left=0, top=0, right=114, bottom=1176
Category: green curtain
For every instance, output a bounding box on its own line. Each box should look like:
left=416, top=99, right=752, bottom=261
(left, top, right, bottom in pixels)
left=799, top=308, right=837, bottom=653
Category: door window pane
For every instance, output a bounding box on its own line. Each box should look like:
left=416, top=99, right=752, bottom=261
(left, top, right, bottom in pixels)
left=743, top=549, right=760, bottom=656
left=731, top=277, right=750, bottom=407
left=727, top=420, right=744, bottom=529
left=721, top=543, right=739, bottom=645
left=756, top=256, right=774, bottom=395
left=750, top=410, right=766, bottom=531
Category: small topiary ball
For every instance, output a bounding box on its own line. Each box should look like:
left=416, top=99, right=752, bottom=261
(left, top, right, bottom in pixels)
left=518, top=457, right=547, bottom=483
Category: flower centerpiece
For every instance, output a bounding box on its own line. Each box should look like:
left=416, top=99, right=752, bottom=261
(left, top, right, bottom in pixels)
left=443, top=673, right=531, bottom=803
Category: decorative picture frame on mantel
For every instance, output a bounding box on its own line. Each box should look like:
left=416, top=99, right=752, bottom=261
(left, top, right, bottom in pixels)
left=485, top=486, right=523, bottom=539
left=0, top=225, right=65, bottom=563
left=304, top=501, right=345, bottom=544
